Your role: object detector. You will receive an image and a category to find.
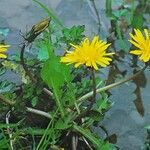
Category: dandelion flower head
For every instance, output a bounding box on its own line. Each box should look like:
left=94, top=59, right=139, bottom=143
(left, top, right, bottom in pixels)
left=129, top=29, right=150, bottom=62
left=60, top=36, right=114, bottom=70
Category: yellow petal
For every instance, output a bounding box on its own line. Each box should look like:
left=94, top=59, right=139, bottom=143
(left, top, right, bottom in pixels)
left=69, top=43, right=78, bottom=49
left=0, top=53, right=7, bottom=58
left=128, top=40, right=142, bottom=49
left=92, top=62, right=98, bottom=70
left=144, top=29, right=149, bottom=40
left=74, top=62, right=82, bottom=68
left=130, top=50, right=142, bottom=55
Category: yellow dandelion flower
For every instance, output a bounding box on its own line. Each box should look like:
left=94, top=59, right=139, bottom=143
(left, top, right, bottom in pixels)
left=60, top=36, right=114, bottom=70
left=129, top=28, right=150, bottom=62
left=0, top=44, right=10, bottom=59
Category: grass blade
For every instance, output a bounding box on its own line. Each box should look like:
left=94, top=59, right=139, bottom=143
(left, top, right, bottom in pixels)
left=33, top=0, right=64, bottom=29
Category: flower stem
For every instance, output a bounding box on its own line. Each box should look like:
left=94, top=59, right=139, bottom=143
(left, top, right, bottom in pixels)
left=89, top=0, right=101, bottom=34
left=52, top=85, right=65, bottom=118
left=91, top=68, right=96, bottom=106
left=78, top=65, right=147, bottom=104
left=74, top=68, right=96, bottom=121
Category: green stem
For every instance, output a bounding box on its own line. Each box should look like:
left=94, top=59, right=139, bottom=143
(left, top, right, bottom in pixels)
left=130, top=0, right=135, bottom=23
left=68, top=82, right=80, bottom=114
left=73, top=123, right=103, bottom=148
left=33, top=0, right=64, bottom=29
left=52, top=82, right=65, bottom=118
left=78, top=65, right=147, bottom=104
left=90, top=0, right=101, bottom=34
left=106, top=0, right=112, bottom=17
left=74, top=68, right=96, bottom=121
left=0, top=94, right=15, bottom=105
left=36, top=109, right=58, bottom=150
left=91, top=69, right=96, bottom=104
left=74, top=102, right=80, bottom=114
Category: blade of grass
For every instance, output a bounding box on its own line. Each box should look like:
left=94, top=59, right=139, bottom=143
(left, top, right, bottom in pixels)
left=36, top=109, right=59, bottom=150
left=73, top=124, right=106, bottom=149
left=0, top=129, right=11, bottom=150
left=106, top=0, right=112, bottom=17
left=33, top=0, right=64, bottom=29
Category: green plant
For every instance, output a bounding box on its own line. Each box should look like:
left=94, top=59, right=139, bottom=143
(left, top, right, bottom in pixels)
left=0, top=0, right=149, bottom=150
